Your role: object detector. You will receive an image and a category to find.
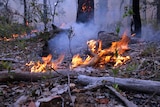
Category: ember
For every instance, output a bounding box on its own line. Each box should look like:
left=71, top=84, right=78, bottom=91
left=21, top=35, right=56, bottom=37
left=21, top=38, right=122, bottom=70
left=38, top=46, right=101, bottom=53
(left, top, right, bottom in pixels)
left=26, top=54, right=64, bottom=72
left=71, top=32, right=131, bottom=69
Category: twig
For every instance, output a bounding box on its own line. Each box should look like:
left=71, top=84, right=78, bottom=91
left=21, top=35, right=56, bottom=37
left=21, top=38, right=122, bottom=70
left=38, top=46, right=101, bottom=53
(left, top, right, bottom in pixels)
left=67, top=74, right=75, bottom=107
left=142, top=91, right=157, bottom=106
left=105, top=85, right=137, bottom=107
left=68, top=27, right=75, bottom=57
left=60, top=96, right=65, bottom=107
left=77, top=76, right=137, bottom=107
left=52, top=0, right=61, bottom=23
left=51, top=68, right=65, bottom=76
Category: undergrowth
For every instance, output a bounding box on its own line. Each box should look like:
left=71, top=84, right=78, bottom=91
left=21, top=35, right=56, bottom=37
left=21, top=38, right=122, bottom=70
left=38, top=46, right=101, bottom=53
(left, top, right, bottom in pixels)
left=0, top=23, right=33, bottom=39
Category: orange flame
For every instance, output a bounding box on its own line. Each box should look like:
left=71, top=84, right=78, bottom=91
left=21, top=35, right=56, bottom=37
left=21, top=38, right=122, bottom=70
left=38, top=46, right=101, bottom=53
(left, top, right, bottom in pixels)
left=81, top=1, right=92, bottom=13
left=71, top=32, right=130, bottom=69
left=26, top=54, right=64, bottom=72
left=109, top=32, right=130, bottom=54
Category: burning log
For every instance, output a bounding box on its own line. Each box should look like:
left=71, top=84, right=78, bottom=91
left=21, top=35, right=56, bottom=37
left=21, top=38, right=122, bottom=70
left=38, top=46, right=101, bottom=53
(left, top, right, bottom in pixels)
left=98, top=32, right=120, bottom=49
left=81, top=53, right=99, bottom=67
left=77, top=75, right=160, bottom=95
left=71, top=32, right=131, bottom=69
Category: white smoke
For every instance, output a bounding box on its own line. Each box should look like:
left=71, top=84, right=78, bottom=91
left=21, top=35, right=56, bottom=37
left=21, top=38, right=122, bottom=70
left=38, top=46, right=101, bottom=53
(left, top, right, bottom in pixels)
left=141, top=25, right=160, bottom=42
left=49, top=22, right=99, bottom=54
left=48, top=0, right=160, bottom=56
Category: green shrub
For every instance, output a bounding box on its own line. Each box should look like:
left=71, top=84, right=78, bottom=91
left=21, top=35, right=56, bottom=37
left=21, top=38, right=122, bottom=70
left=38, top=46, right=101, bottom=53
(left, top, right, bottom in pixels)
left=0, top=23, right=33, bottom=39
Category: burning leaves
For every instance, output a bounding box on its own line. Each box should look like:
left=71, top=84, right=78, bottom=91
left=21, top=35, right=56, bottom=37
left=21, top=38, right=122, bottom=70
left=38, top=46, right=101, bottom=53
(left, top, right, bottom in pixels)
left=26, top=54, right=64, bottom=73
left=26, top=32, right=131, bottom=72
left=71, top=33, right=131, bottom=69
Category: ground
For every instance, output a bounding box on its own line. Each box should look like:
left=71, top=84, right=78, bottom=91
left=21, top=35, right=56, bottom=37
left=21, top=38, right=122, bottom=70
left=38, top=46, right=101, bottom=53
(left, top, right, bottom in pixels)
left=0, top=34, right=160, bottom=107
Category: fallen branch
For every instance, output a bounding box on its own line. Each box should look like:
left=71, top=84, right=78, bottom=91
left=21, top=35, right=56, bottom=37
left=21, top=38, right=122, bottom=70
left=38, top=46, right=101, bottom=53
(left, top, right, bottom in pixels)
left=0, top=58, right=24, bottom=63
left=77, top=75, right=160, bottom=95
left=0, top=70, right=76, bottom=83
left=105, top=85, right=137, bottom=107
left=142, top=91, right=156, bottom=106
left=67, top=74, right=75, bottom=107
left=76, top=74, right=137, bottom=107
left=81, top=53, right=100, bottom=67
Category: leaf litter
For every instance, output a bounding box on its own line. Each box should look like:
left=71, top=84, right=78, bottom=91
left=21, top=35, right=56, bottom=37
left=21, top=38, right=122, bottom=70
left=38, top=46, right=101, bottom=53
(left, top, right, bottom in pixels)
left=0, top=35, right=160, bottom=107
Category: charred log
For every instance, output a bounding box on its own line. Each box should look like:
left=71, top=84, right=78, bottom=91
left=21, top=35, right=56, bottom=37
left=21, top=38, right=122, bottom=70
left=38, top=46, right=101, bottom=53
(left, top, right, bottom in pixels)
left=98, top=32, right=120, bottom=49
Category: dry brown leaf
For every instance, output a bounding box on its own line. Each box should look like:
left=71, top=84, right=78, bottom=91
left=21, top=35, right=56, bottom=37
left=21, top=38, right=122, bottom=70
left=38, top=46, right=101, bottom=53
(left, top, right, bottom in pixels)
left=96, top=98, right=110, bottom=104
left=72, top=88, right=81, bottom=93
left=28, top=101, right=36, bottom=107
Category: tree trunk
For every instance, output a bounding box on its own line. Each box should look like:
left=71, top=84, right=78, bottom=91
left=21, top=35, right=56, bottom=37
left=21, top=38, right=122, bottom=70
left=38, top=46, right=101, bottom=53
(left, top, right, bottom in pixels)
left=43, top=0, right=48, bottom=31
left=76, top=0, right=94, bottom=23
left=4, top=0, right=10, bottom=24
left=157, top=0, right=160, bottom=24
left=132, top=0, right=141, bottom=38
left=23, top=0, right=28, bottom=26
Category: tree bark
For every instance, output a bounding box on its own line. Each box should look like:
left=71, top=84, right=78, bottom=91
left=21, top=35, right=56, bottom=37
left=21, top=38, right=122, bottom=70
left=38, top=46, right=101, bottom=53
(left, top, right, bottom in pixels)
left=78, top=75, right=160, bottom=95
left=0, top=70, right=76, bottom=83
left=157, top=0, right=160, bottom=24
left=132, top=0, right=141, bottom=38
left=23, top=0, right=27, bottom=26
left=4, top=0, right=10, bottom=24
left=76, top=0, right=94, bottom=23
left=43, top=0, right=48, bottom=31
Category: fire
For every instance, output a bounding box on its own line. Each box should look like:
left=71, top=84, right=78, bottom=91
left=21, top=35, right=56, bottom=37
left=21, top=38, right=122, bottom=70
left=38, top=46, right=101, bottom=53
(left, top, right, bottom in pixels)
left=26, top=32, right=131, bottom=72
left=12, top=34, right=19, bottom=38
left=81, top=1, right=92, bottom=13
left=81, top=2, right=88, bottom=12
left=71, top=32, right=131, bottom=69
left=26, top=54, right=64, bottom=72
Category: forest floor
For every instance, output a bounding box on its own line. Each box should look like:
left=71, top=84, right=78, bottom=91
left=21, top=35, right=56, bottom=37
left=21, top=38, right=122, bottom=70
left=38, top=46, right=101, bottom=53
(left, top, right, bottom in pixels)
left=0, top=33, right=160, bottom=107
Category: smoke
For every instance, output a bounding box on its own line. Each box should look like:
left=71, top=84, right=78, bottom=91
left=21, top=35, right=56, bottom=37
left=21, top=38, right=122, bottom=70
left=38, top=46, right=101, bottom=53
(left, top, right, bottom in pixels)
left=48, top=0, right=160, bottom=56
left=49, top=22, right=99, bottom=55
left=48, top=0, right=133, bottom=55
left=141, top=25, right=160, bottom=42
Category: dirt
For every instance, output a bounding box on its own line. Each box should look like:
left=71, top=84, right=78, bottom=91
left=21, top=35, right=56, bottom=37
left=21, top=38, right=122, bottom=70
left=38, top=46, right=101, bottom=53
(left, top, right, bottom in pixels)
left=0, top=35, right=160, bottom=107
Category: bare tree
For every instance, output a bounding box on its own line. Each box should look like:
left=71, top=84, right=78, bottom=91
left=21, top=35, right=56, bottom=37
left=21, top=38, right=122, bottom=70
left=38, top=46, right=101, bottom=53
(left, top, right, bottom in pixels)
left=43, top=0, right=47, bottom=31
left=157, top=0, right=160, bottom=24
left=132, top=0, right=141, bottom=37
left=23, top=0, right=28, bottom=26
left=0, top=0, right=13, bottom=24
